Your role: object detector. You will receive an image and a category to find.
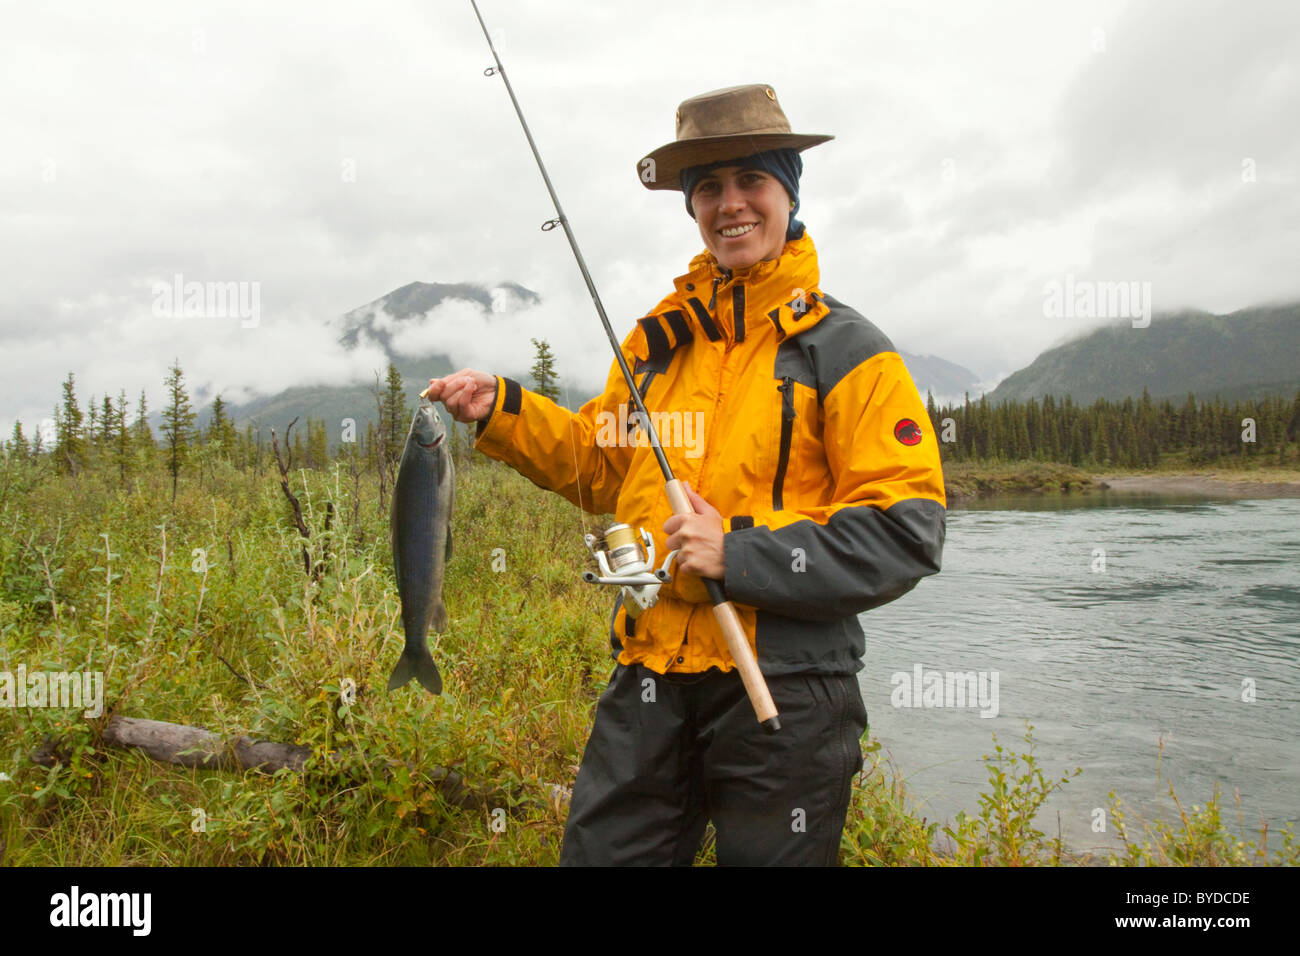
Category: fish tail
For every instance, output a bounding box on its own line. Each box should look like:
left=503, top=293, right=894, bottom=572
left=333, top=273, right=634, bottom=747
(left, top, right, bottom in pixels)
left=386, top=653, right=416, bottom=692
left=387, top=648, right=443, bottom=696
left=414, top=652, right=443, bottom=695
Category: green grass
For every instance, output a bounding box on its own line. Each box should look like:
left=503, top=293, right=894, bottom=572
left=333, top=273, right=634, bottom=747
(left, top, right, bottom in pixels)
left=0, top=452, right=1293, bottom=865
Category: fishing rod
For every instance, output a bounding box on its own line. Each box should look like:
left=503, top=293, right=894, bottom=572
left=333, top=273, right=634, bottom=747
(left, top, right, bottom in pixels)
left=460, top=0, right=780, bottom=732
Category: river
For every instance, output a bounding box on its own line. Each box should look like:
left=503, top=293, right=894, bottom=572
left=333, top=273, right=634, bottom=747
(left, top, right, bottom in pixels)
left=855, top=492, right=1300, bottom=859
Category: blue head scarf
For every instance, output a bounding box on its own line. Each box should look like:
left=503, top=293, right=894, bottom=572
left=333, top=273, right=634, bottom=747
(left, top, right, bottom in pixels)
left=680, top=147, right=805, bottom=242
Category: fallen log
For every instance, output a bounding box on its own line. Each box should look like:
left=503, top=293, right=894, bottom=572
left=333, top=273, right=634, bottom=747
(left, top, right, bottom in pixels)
left=32, top=715, right=512, bottom=813
left=106, top=716, right=307, bottom=772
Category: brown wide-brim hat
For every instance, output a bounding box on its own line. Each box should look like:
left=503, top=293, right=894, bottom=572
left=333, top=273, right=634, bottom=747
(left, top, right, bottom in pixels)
left=638, top=84, right=833, bottom=192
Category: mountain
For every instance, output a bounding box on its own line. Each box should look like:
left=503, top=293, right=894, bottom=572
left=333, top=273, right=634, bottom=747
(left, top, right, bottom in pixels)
left=337, top=280, right=540, bottom=352
left=217, top=281, right=541, bottom=442
left=200, top=279, right=981, bottom=448
left=986, top=303, right=1300, bottom=405
left=896, top=351, right=982, bottom=406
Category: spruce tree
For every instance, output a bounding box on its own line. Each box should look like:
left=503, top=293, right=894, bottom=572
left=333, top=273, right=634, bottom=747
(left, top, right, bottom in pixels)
left=530, top=338, right=561, bottom=402
left=9, top=421, right=28, bottom=460
left=208, top=394, right=237, bottom=455
left=113, top=389, right=132, bottom=484
left=87, top=395, right=99, bottom=458
left=56, top=372, right=86, bottom=475
left=134, top=387, right=154, bottom=466
left=160, top=359, right=197, bottom=503
left=925, top=391, right=940, bottom=436
left=209, top=395, right=227, bottom=447
left=380, top=363, right=408, bottom=473
left=307, top=417, right=328, bottom=468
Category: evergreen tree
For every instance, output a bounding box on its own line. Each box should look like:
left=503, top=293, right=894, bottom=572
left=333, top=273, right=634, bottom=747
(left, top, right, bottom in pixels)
left=100, top=394, right=115, bottom=450
left=1121, top=417, right=1139, bottom=467
left=160, top=359, right=197, bottom=503
left=380, top=363, right=408, bottom=473
left=56, top=372, right=86, bottom=475
left=86, top=395, right=100, bottom=457
left=363, top=421, right=377, bottom=468
left=307, top=416, right=329, bottom=468
left=208, top=395, right=227, bottom=446
left=113, top=389, right=132, bottom=484
left=1041, top=395, right=1059, bottom=461
left=9, top=421, right=28, bottom=460
left=1068, top=417, right=1085, bottom=466
left=134, top=387, right=154, bottom=464
left=1013, top=403, right=1031, bottom=460
left=207, top=394, right=238, bottom=455
left=924, top=391, right=944, bottom=457
left=1090, top=411, right=1108, bottom=466
left=530, top=338, right=561, bottom=402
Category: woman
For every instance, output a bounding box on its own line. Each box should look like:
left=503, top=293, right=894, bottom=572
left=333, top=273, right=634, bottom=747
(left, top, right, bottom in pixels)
left=427, top=84, right=946, bottom=865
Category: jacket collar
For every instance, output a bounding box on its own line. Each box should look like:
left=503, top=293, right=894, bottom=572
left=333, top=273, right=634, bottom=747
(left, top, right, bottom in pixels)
left=630, top=232, right=830, bottom=363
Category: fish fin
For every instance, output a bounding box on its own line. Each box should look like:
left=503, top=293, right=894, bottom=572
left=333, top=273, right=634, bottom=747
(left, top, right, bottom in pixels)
left=387, top=648, right=443, bottom=696
left=431, top=601, right=448, bottom=632
left=386, top=652, right=416, bottom=692
left=415, top=653, right=443, bottom=695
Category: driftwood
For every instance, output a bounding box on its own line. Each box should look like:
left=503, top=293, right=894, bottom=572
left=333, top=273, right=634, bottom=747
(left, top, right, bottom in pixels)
left=31, top=715, right=512, bottom=813
left=104, top=716, right=308, bottom=772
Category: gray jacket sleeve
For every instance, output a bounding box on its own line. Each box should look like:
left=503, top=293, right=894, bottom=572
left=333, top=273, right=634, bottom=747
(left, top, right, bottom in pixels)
left=723, top=498, right=945, bottom=621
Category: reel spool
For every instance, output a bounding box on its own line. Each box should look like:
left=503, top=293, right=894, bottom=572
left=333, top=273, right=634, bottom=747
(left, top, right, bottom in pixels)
left=582, top=522, right=679, bottom=616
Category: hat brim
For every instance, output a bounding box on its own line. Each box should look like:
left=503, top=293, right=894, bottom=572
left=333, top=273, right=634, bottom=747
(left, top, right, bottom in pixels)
left=638, top=133, right=833, bottom=191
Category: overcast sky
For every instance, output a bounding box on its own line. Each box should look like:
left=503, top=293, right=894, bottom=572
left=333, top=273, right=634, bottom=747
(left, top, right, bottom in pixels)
left=3, top=0, right=1297, bottom=438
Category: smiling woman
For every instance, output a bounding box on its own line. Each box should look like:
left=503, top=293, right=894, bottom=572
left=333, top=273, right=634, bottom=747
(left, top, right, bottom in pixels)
left=688, top=166, right=790, bottom=270
left=429, top=82, right=947, bottom=867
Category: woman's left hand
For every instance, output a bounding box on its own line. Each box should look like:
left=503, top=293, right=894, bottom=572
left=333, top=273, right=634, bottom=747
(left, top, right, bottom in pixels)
left=664, top=482, right=725, bottom=580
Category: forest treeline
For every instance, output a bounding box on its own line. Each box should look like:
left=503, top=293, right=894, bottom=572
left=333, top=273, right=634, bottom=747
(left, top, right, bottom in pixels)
left=6, top=357, right=1300, bottom=496
left=3, top=344, right=566, bottom=499
left=927, top=388, right=1300, bottom=468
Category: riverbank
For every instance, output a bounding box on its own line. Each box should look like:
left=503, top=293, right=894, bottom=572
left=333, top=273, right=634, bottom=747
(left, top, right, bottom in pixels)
left=943, top=461, right=1300, bottom=506
left=1093, top=470, right=1300, bottom=499
left=943, top=462, right=1097, bottom=505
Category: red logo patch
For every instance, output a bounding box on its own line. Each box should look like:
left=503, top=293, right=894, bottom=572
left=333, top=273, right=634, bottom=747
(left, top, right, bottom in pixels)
left=894, top=419, right=923, bottom=446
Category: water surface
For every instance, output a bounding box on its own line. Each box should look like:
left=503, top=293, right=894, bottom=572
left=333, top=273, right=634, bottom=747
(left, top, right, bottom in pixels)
left=856, top=494, right=1299, bottom=858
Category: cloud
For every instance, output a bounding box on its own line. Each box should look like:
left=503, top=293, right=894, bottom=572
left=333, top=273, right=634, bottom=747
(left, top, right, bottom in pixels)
left=1058, top=0, right=1300, bottom=196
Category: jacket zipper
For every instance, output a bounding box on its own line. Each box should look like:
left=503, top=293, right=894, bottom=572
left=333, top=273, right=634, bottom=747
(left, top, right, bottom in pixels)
left=627, top=370, right=657, bottom=441
left=773, top=376, right=796, bottom=510
left=637, top=370, right=658, bottom=402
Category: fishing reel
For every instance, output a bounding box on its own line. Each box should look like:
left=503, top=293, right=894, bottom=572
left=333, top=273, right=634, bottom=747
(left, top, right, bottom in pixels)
left=582, top=523, right=679, bottom=616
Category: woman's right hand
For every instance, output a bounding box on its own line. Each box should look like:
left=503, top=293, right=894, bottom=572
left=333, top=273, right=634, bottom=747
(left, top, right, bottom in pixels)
left=426, top=369, right=498, bottom=424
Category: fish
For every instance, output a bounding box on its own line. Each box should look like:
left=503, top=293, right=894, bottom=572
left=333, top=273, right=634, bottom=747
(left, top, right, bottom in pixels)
left=387, top=397, right=454, bottom=694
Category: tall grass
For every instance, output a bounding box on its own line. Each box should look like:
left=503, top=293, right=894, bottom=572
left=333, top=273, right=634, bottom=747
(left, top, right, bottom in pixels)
left=0, top=453, right=1291, bottom=865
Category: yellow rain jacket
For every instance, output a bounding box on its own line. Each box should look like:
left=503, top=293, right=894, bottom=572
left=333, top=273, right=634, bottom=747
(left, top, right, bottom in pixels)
left=475, top=231, right=946, bottom=676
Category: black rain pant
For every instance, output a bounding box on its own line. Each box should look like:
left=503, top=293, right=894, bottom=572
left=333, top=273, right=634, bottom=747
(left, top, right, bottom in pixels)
left=558, top=662, right=868, bottom=866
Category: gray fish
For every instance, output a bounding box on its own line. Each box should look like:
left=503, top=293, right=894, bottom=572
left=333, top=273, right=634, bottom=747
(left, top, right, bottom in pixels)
left=387, top=398, right=454, bottom=694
